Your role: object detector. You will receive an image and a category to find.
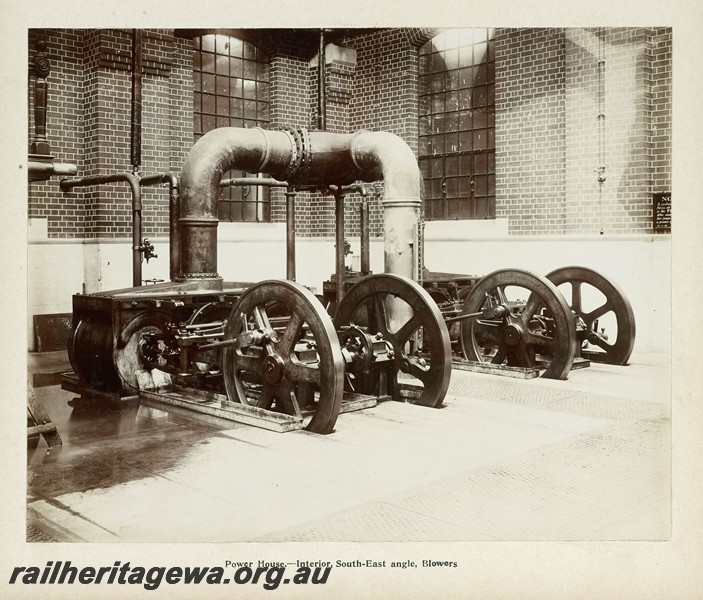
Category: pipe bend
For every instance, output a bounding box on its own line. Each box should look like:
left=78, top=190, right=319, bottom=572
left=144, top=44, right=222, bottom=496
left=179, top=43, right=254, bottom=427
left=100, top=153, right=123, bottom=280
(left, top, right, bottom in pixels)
left=350, top=131, right=422, bottom=203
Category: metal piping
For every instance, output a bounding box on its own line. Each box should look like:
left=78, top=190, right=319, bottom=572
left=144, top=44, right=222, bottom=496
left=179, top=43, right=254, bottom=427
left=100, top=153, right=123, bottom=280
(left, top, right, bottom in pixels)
left=28, top=160, right=77, bottom=181
left=285, top=186, right=297, bottom=280
left=177, top=126, right=421, bottom=287
left=130, top=29, right=143, bottom=173
left=139, top=172, right=179, bottom=280
left=61, top=173, right=143, bottom=287
left=318, top=29, right=326, bottom=131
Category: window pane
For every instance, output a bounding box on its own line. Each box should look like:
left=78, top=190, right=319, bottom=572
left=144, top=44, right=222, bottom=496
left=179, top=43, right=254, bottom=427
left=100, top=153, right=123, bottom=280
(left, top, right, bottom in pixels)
left=445, top=156, right=459, bottom=177
left=446, top=178, right=460, bottom=198
left=201, top=52, right=215, bottom=73
left=202, top=114, right=216, bottom=133
left=242, top=41, right=255, bottom=60
left=202, top=73, right=215, bottom=94
left=229, top=37, right=243, bottom=57
left=243, top=60, right=256, bottom=80
left=193, top=34, right=271, bottom=223
left=445, top=132, right=459, bottom=154
left=216, top=54, right=229, bottom=75
left=202, top=35, right=215, bottom=53
left=202, top=93, right=216, bottom=114
left=257, top=81, right=269, bottom=101
left=230, top=98, right=243, bottom=119
left=242, top=79, right=256, bottom=100
left=217, top=95, right=230, bottom=116
left=216, top=75, right=229, bottom=96
left=232, top=77, right=243, bottom=98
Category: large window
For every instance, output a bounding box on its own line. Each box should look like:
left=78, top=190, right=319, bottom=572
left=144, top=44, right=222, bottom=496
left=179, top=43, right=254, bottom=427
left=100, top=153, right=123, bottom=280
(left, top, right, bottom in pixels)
left=419, top=29, right=496, bottom=220
left=193, top=34, right=271, bottom=222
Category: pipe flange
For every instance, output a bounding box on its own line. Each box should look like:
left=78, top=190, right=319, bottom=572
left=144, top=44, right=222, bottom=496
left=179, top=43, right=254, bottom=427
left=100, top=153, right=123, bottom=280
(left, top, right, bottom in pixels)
left=294, top=127, right=312, bottom=185
left=279, top=127, right=303, bottom=183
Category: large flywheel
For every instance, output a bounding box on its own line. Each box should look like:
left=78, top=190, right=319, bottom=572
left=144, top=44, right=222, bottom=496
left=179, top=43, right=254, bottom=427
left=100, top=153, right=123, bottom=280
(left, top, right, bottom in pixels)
left=221, top=280, right=345, bottom=435
left=459, top=269, right=578, bottom=380
left=546, top=266, right=636, bottom=365
left=333, top=274, right=452, bottom=408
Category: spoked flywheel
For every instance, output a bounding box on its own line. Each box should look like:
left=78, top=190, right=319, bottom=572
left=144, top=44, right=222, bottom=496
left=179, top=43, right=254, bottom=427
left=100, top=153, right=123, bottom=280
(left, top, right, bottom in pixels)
left=546, top=266, right=636, bottom=365
left=333, top=274, right=452, bottom=408
left=459, top=269, right=578, bottom=380
left=221, top=280, right=345, bottom=435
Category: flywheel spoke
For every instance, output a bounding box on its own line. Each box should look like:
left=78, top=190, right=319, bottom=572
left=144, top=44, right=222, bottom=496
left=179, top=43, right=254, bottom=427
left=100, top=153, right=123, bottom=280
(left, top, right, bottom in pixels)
left=287, top=361, right=322, bottom=385
left=275, top=311, right=304, bottom=354
left=222, top=279, right=344, bottom=434
left=546, top=266, right=636, bottom=365
left=583, top=301, right=613, bottom=325
left=461, top=269, right=577, bottom=379
left=334, top=274, right=451, bottom=408
left=391, top=313, right=423, bottom=347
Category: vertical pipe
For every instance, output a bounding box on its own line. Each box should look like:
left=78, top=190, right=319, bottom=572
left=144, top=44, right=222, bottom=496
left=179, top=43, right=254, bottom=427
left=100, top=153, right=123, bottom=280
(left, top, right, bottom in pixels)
left=30, top=40, right=51, bottom=155
left=60, top=174, right=142, bottom=287
left=360, top=197, right=370, bottom=274
left=133, top=206, right=142, bottom=287
left=286, top=186, right=297, bottom=281
left=169, top=181, right=180, bottom=281
left=334, top=190, right=345, bottom=308
left=130, top=29, right=143, bottom=173
left=318, top=29, right=326, bottom=131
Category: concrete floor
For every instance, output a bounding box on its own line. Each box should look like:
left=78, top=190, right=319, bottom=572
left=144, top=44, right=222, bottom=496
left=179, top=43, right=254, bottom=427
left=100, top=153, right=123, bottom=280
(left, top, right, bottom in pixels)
left=27, top=351, right=671, bottom=543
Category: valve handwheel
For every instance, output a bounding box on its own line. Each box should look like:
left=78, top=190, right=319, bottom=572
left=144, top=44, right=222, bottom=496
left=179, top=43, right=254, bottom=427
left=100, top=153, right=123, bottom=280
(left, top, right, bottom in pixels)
left=459, top=269, right=578, bottom=379
left=333, top=274, right=452, bottom=408
left=221, top=280, right=345, bottom=435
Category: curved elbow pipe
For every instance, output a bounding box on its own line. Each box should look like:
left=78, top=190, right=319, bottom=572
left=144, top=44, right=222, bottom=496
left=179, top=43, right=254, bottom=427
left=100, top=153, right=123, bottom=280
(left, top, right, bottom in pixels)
left=61, top=173, right=143, bottom=287
left=177, top=127, right=422, bottom=287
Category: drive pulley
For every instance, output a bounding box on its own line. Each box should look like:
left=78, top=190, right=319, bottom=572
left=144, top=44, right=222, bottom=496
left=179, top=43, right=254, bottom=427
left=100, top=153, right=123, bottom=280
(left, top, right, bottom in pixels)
left=459, top=269, right=578, bottom=379
left=220, top=279, right=345, bottom=435
left=333, top=274, right=452, bottom=407
left=545, top=266, right=636, bottom=365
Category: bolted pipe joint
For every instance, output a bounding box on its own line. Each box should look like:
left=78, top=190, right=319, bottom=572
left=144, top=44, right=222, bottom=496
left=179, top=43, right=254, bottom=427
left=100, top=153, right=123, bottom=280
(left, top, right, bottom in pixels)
left=176, top=126, right=423, bottom=287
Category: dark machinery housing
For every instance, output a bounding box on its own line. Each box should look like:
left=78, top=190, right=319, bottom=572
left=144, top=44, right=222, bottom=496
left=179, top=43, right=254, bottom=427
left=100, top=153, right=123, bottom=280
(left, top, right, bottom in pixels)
left=62, top=126, right=636, bottom=435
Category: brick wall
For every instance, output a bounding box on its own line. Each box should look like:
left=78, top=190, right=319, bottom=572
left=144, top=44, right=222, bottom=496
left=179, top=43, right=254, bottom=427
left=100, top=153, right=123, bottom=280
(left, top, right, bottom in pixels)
left=495, top=28, right=567, bottom=234
left=28, top=28, right=192, bottom=240
left=29, top=29, right=87, bottom=238
left=29, top=27, right=672, bottom=242
left=495, top=27, right=672, bottom=235
left=651, top=27, right=672, bottom=195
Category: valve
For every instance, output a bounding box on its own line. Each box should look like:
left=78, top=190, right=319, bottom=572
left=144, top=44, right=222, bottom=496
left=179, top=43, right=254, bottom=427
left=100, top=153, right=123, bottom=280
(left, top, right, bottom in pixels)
left=141, top=238, right=158, bottom=263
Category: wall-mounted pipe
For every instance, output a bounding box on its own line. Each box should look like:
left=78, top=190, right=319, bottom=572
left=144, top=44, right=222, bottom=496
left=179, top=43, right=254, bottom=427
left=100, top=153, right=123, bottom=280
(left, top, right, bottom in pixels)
left=130, top=29, right=143, bottom=173
left=60, top=173, right=143, bottom=287
left=28, top=160, right=77, bottom=182
left=285, top=187, right=297, bottom=281
left=318, top=29, right=326, bottom=131
left=177, top=126, right=421, bottom=289
left=360, top=197, right=370, bottom=275
left=139, top=172, right=179, bottom=280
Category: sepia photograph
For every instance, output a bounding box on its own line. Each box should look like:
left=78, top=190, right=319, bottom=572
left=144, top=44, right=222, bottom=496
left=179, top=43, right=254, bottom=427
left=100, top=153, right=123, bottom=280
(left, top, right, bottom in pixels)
left=3, top=1, right=702, bottom=598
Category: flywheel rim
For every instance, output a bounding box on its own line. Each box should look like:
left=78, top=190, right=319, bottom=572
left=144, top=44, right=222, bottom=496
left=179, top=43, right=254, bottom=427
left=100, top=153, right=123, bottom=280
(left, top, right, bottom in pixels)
left=546, top=266, right=636, bottom=365
left=460, top=268, right=578, bottom=380
left=222, top=279, right=345, bottom=434
left=333, top=273, right=452, bottom=408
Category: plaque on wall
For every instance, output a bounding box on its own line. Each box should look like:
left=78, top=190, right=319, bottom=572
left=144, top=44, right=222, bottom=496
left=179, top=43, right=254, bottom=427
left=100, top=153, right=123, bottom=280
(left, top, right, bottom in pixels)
left=653, top=192, right=671, bottom=232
